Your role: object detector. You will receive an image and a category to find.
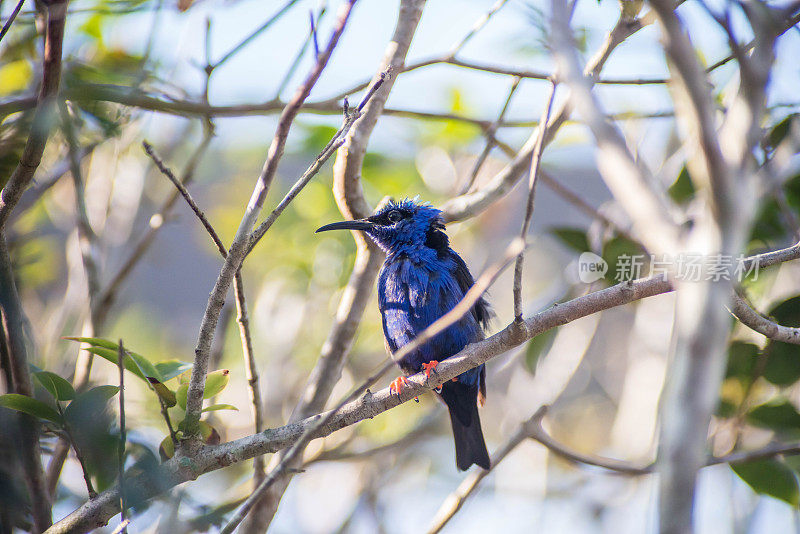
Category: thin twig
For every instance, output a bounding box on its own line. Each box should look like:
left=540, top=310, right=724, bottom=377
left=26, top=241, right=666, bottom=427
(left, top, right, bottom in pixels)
left=512, top=80, right=556, bottom=321
left=55, top=402, right=96, bottom=499
left=441, top=11, right=657, bottom=223
left=427, top=406, right=546, bottom=534
left=463, top=76, right=521, bottom=194
left=117, top=340, right=127, bottom=533
left=275, top=4, right=327, bottom=98
left=213, top=0, right=301, bottom=69
left=446, top=0, right=510, bottom=57
left=183, top=0, right=358, bottom=438
left=96, top=129, right=213, bottom=322
left=0, top=0, right=24, bottom=44
left=247, top=72, right=386, bottom=254
left=309, top=9, right=319, bottom=59
left=142, top=141, right=226, bottom=257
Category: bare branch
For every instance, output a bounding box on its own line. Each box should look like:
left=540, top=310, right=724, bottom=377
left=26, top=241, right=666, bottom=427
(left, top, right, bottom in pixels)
left=221, top=237, right=523, bottom=534
left=730, top=291, right=800, bottom=345
left=550, top=3, right=680, bottom=254
left=183, top=0, right=358, bottom=437
left=463, top=76, right=521, bottom=194
left=0, top=237, right=52, bottom=530
left=427, top=407, right=546, bottom=534
left=45, top=241, right=800, bottom=533
left=0, top=0, right=67, bottom=231
left=513, top=81, right=556, bottom=320
left=142, top=141, right=226, bottom=257
left=212, top=0, right=301, bottom=70
left=246, top=72, right=386, bottom=255
left=0, top=0, right=26, bottom=45
left=441, top=11, right=656, bottom=223
left=241, top=2, right=425, bottom=529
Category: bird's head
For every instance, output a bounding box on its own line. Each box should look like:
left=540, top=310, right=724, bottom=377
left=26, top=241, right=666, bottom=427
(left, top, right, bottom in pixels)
left=316, top=198, right=449, bottom=256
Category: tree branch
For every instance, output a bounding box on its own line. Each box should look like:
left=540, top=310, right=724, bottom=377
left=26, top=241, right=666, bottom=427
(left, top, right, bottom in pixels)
left=512, top=80, right=556, bottom=320
left=44, top=240, right=800, bottom=533
left=0, top=0, right=67, bottom=232
left=182, top=0, right=358, bottom=437
left=730, top=291, right=800, bottom=345
left=241, top=1, right=426, bottom=530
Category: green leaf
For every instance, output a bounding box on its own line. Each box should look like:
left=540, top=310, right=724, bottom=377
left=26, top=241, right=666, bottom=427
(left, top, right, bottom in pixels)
left=176, top=383, right=188, bottom=411
left=763, top=341, right=800, bottom=387
left=202, top=404, right=238, bottom=413
left=84, top=347, right=145, bottom=380
left=159, top=435, right=175, bottom=461
left=550, top=227, right=590, bottom=254
left=767, top=114, right=798, bottom=150
left=769, top=296, right=800, bottom=327
left=668, top=166, right=695, bottom=204
left=79, top=344, right=162, bottom=384
left=732, top=459, right=800, bottom=506
left=203, top=369, right=230, bottom=399
left=0, top=394, right=62, bottom=424
left=199, top=421, right=220, bottom=445
left=175, top=370, right=230, bottom=410
left=64, top=386, right=120, bottom=424
left=147, top=377, right=177, bottom=407
left=154, top=360, right=193, bottom=382
left=602, top=236, right=647, bottom=284
left=747, top=400, right=800, bottom=431
left=725, top=342, right=759, bottom=380
left=34, top=371, right=75, bottom=401
left=524, top=330, right=556, bottom=373
left=63, top=336, right=119, bottom=350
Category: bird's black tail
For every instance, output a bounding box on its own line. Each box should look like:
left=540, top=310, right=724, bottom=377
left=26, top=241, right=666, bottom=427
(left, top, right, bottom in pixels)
left=440, top=382, right=490, bottom=471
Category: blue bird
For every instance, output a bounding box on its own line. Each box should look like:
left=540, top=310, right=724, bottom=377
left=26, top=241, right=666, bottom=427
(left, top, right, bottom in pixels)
left=316, top=198, right=491, bottom=470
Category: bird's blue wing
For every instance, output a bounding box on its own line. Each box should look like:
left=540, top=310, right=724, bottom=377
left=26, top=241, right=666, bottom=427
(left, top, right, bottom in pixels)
left=447, top=249, right=493, bottom=330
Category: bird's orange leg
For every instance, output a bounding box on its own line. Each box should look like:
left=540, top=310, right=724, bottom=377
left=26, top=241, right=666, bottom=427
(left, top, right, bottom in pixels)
left=389, top=376, right=410, bottom=396
left=421, top=360, right=440, bottom=378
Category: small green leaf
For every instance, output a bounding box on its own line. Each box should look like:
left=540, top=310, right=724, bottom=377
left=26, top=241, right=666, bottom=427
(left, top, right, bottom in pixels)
left=199, top=421, right=220, bottom=445
left=175, top=370, right=230, bottom=410
left=79, top=344, right=163, bottom=382
left=550, top=227, right=590, bottom=254
left=769, top=296, right=800, bottom=327
left=203, top=369, right=230, bottom=399
left=154, top=360, right=192, bottom=382
left=668, top=166, right=695, bottom=204
left=767, top=114, right=797, bottom=150
left=63, top=336, right=119, bottom=350
left=602, top=236, right=647, bottom=284
left=763, top=342, right=800, bottom=386
left=732, top=459, right=800, bottom=506
left=0, top=394, right=62, bottom=424
left=524, top=330, right=556, bottom=373
left=147, top=377, right=177, bottom=407
left=84, top=347, right=146, bottom=381
left=202, top=404, right=238, bottom=413
left=725, top=342, right=759, bottom=381
left=159, top=435, right=175, bottom=461
left=64, top=385, right=119, bottom=423
left=34, top=371, right=75, bottom=401
left=747, top=400, right=800, bottom=431
left=176, top=383, right=188, bottom=411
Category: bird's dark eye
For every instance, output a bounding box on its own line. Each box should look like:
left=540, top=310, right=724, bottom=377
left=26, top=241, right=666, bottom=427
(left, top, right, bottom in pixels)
left=387, top=210, right=402, bottom=223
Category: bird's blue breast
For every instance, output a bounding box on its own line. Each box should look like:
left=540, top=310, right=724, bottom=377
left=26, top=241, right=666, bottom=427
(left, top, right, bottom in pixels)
left=378, top=250, right=483, bottom=386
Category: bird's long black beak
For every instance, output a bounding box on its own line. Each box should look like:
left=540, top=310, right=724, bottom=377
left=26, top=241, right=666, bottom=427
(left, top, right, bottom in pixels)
left=315, top=219, right=374, bottom=234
